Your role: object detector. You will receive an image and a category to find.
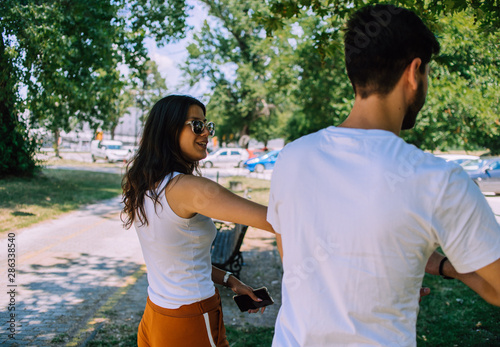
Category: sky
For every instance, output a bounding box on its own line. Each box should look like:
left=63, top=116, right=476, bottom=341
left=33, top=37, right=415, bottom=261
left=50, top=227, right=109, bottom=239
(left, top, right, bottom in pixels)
left=145, top=0, right=210, bottom=100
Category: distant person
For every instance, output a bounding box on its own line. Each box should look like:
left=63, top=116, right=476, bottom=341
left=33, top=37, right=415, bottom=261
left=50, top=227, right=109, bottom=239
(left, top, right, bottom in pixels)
left=121, top=95, right=274, bottom=346
left=268, top=4, right=500, bottom=346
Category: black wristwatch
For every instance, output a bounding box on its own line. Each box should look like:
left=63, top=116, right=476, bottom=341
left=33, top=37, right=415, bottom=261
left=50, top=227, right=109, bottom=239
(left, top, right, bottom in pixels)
left=439, top=257, right=454, bottom=280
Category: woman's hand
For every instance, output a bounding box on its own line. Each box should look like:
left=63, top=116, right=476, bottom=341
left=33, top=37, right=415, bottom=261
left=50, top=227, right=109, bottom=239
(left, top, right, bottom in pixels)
left=227, top=275, right=266, bottom=314
left=419, top=287, right=431, bottom=302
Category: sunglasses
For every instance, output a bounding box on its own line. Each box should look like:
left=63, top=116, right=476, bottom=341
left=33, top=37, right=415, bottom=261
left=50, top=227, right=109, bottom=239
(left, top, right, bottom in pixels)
left=185, top=120, right=216, bottom=137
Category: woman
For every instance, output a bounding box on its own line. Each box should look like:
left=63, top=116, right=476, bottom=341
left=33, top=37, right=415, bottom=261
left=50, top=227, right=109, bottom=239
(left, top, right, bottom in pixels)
left=121, top=95, right=274, bottom=346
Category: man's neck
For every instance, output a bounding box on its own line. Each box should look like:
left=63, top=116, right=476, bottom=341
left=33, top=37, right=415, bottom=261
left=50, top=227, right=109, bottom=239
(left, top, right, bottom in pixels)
left=338, top=91, right=405, bottom=136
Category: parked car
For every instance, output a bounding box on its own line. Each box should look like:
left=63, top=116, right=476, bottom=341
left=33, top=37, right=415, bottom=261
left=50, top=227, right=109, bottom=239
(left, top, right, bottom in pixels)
left=243, top=149, right=281, bottom=173
left=463, top=157, right=500, bottom=194
left=247, top=148, right=270, bottom=159
left=434, top=154, right=480, bottom=165
left=90, top=140, right=130, bottom=163
left=200, top=148, right=249, bottom=168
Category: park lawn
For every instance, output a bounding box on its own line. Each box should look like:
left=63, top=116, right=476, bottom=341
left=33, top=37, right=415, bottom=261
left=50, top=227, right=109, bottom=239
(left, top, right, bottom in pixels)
left=43, top=156, right=126, bottom=168
left=418, top=273, right=500, bottom=346
left=86, top=323, right=274, bottom=347
left=0, top=168, right=123, bottom=233
left=219, top=175, right=271, bottom=206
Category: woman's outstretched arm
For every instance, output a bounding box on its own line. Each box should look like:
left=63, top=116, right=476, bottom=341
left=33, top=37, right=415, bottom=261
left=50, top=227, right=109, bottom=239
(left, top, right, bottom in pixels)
left=166, top=174, right=274, bottom=233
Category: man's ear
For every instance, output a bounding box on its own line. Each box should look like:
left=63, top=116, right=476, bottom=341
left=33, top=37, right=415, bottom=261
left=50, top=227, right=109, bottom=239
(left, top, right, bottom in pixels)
left=406, top=58, right=422, bottom=91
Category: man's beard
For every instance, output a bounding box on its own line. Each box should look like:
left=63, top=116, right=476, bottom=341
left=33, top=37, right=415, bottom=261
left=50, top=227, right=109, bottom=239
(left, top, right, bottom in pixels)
left=401, top=80, right=426, bottom=130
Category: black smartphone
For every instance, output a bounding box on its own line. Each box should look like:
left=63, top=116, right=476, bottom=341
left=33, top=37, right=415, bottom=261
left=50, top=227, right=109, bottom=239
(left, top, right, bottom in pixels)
left=233, top=287, right=274, bottom=312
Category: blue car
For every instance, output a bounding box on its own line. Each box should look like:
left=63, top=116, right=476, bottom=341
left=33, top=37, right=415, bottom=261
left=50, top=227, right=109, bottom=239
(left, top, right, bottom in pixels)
left=243, top=150, right=281, bottom=173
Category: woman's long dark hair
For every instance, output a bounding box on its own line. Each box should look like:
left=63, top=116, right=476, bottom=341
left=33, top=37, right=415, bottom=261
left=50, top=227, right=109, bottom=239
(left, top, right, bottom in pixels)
left=121, top=95, right=206, bottom=229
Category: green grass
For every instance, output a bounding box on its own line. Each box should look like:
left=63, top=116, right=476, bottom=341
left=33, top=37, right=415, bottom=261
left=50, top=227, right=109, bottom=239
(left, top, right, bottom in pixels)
left=87, top=323, right=138, bottom=347
left=226, top=326, right=274, bottom=346
left=220, top=176, right=271, bottom=206
left=43, top=156, right=126, bottom=168
left=85, top=322, right=274, bottom=347
left=0, top=168, right=123, bottom=233
left=417, top=274, right=500, bottom=346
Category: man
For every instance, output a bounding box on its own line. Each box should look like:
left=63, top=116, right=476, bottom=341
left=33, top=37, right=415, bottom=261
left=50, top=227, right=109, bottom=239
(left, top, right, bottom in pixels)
left=268, top=4, right=500, bottom=346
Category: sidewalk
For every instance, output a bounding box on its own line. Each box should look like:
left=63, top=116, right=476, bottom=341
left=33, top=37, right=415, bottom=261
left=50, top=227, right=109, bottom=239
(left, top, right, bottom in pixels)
left=0, top=196, right=282, bottom=346
left=0, top=197, right=145, bottom=346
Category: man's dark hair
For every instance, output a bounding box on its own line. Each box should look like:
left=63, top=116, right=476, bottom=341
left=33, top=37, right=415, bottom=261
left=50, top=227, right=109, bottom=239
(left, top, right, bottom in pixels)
left=344, top=4, right=440, bottom=98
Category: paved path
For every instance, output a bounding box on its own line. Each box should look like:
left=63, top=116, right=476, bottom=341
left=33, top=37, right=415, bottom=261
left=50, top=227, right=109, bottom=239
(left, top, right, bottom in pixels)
left=0, top=197, right=146, bottom=346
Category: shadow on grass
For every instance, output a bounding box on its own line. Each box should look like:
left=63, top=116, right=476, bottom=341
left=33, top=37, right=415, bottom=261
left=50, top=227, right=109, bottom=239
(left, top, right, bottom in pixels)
left=11, top=211, right=36, bottom=217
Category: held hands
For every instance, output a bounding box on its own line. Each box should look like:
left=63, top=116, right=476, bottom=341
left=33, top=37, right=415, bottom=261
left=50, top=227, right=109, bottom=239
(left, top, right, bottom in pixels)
left=419, top=251, right=458, bottom=303
left=419, top=287, right=431, bottom=302
left=227, top=275, right=266, bottom=314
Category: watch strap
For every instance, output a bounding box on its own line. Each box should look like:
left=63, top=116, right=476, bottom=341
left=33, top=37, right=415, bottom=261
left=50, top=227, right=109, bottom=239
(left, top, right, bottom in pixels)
left=223, top=271, right=232, bottom=286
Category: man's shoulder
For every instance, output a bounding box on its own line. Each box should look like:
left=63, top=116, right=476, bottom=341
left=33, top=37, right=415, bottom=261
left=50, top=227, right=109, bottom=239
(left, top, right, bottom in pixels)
left=281, top=128, right=329, bottom=154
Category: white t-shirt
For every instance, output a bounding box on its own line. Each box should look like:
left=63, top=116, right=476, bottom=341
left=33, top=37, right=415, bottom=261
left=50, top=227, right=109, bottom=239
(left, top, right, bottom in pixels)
left=135, top=172, right=217, bottom=309
left=268, top=127, right=500, bottom=346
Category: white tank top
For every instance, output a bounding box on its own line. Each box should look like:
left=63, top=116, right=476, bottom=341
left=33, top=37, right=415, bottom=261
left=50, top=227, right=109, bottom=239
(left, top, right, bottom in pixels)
left=135, top=172, right=217, bottom=309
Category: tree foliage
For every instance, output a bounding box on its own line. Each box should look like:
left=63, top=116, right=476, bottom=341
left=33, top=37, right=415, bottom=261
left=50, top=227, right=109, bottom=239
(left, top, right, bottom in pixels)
left=0, top=29, right=38, bottom=176
left=0, top=0, right=188, bottom=175
left=181, top=0, right=499, bottom=153
left=403, top=12, right=500, bottom=153
left=279, top=15, right=353, bottom=141
left=260, top=0, right=500, bottom=35
left=183, top=0, right=292, bottom=147
left=132, top=59, right=168, bottom=137
left=2, top=0, right=499, bottom=178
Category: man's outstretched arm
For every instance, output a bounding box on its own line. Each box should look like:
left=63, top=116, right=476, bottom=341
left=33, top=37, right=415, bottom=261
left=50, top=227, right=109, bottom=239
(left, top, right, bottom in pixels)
left=426, top=251, right=500, bottom=306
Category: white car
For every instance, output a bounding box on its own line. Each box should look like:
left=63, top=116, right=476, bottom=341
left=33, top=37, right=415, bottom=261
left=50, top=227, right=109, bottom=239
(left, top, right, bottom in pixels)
left=434, top=154, right=479, bottom=165
left=201, top=148, right=249, bottom=168
left=90, top=140, right=130, bottom=163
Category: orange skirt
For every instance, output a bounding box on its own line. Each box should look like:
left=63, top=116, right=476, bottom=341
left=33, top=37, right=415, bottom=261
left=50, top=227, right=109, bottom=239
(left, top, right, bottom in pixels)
left=137, top=289, right=229, bottom=347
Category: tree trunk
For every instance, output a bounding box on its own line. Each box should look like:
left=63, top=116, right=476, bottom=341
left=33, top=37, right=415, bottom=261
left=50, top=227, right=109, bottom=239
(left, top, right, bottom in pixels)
left=53, top=129, right=61, bottom=158
left=110, top=124, right=116, bottom=140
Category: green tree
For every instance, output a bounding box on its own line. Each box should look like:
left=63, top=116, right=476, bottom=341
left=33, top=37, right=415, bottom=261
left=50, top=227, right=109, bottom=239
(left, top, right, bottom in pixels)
left=1, top=0, right=188, bottom=175
left=1, top=0, right=41, bottom=176
left=183, top=0, right=292, bottom=147
left=260, top=0, right=500, bottom=35
left=403, top=12, right=500, bottom=153
left=256, top=2, right=500, bottom=151
left=132, top=59, right=168, bottom=138
left=176, top=1, right=499, bottom=152
left=279, top=15, right=353, bottom=141
left=109, top=86, right=135, bottom=141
